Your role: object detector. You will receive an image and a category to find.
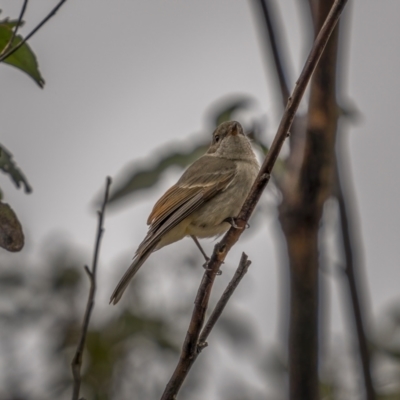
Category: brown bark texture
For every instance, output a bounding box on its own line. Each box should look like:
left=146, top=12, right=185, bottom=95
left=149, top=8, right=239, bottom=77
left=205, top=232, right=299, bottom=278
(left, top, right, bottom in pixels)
left=278, top=1, right=339, bottom=399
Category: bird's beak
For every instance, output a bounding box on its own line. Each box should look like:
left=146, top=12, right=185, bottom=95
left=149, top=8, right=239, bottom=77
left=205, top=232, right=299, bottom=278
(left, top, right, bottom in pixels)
left=230, top=122, right=243, bottom=136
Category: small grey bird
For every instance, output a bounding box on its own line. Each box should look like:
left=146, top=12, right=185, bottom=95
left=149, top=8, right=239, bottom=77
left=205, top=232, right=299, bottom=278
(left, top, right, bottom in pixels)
left=110, top=121, right=260, bottom=304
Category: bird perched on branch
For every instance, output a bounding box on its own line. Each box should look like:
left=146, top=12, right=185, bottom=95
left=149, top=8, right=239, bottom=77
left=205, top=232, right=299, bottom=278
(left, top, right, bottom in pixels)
left=110, top=121, right=260, bottom=304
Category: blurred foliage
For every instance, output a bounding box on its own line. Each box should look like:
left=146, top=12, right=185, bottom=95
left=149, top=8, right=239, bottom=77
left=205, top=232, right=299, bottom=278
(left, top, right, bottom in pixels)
left=0, top=10, right=45, bottom=87
left=0, top=245, right=183, bottom=400
left=0, top=144, right=32, bottom=194
left=108, top=143, right=209, bottom=205
left=0, top=6, right=44, bottom=253
left=62, top=312, right=179, bottom=400
left=217, top=313, right=255, bottom=348
left=0, top=240, right=265, bottom=400
left=320, top=381, right=335, bottom=400
left=0, top=144, right=31, bottom=252
left=255, top=308, right=400, bottom=400
left=0, top=151, right=400, bottom=400
left=209, top=97, right=253, bottom=128
left=108, top=96, right=269, bottom=206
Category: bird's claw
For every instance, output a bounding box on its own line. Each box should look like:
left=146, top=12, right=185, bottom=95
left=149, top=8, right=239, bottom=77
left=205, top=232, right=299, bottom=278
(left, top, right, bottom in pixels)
left=224, top=217, right=240, bottom=229
left=224, top=217, right=250, bottom=230
left=202, top=260, right=223, bottom=275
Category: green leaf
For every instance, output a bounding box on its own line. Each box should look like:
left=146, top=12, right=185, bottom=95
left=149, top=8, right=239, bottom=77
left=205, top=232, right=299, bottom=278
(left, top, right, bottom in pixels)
left=0, top=200, right=24, bottom=252
left=0, top=22, right=44, bottom=87
left=0, top=17, right=24, bottom=29
left=0, top=144, right=32, bottom=193
left=108, top=142, right=208, bottom=205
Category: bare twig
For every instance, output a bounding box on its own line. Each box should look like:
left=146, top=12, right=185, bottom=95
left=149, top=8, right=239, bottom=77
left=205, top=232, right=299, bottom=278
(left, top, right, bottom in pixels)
left=161, top=254, right=251, bottom=400
left=198, top=253, right=251, bottom=346
left=0, top=0, right=68, bottom=63
left=253, top=0, right=306, bottom=191
left=71, top=177, right=112, bottom=400
left=334, top=152, right=376, bottom=399
left=161, top=1, right=348, bottom=398
left=255, top=0, right=291, bottom=105
left=0, top=0, right=29, bottom=58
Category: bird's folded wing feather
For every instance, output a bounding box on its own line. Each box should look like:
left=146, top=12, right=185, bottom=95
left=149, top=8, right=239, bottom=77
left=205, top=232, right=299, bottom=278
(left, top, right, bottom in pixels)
left=137, top=156, right=237, bottom=255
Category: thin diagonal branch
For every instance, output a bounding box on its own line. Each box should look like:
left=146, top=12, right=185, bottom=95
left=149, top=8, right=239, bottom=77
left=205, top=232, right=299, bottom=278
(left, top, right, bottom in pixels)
left=0, top=0, right=29, bottom=58
left=253, top=0, right=308, bottom=191
left=0, top=0, right=68, bottom=63
left=256, top=0, right=291, bottom=106
left=161, top=1, right=348, bottom=398
left=334, top=152, right=375, bottom=399
left=71, top=177, right=112, bottom=400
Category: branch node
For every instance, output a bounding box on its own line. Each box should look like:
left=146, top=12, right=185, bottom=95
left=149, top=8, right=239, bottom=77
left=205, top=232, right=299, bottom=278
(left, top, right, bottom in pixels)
left=204, top=265, right=222, bottom=275
left=223, top=217, right=245, bottom=229
left=197, top=341, right=208, bottom=352
left=83, top=265, right=92, bottom=279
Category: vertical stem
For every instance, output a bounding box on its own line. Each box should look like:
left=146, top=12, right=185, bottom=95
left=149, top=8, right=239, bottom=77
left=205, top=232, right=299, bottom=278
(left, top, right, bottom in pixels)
left=279, top=1, right=341, bottom=398
left=71, top=177, right=111, bottom=400
left=335, top=152, right=376, bottom=399
left=256, top=0, right=291, bottom=106
left=285, top=225, right=319, bottom=399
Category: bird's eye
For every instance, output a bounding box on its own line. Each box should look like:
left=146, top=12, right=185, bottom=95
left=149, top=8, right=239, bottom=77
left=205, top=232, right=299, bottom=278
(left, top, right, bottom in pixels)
left=215, top=135, right=220, bottom=143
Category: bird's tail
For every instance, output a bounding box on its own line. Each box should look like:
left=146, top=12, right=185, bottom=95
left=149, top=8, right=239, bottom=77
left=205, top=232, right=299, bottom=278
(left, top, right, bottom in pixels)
left=110, top=247, right=153, bottom=305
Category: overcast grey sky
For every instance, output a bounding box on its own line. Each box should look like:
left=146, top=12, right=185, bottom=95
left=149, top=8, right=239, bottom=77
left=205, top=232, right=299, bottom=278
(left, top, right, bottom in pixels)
left=1, top=0, right=400, bottom=396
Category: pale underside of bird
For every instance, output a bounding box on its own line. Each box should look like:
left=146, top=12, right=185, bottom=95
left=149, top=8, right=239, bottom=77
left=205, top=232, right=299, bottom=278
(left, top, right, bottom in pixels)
left=110, top=121, right=260, bottom=304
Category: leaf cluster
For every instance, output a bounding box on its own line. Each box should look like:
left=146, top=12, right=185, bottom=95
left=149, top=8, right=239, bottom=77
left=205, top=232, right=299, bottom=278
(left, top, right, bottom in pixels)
left=0, top=9, right=44, bottom=87
left=0, top=5, right=46, bottom=252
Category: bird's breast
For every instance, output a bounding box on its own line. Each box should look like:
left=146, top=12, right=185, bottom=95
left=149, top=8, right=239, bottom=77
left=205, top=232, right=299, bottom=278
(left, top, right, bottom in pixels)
left=186, top=159, right=259, bottom=239
left=187, top=220, right=230, bottom=239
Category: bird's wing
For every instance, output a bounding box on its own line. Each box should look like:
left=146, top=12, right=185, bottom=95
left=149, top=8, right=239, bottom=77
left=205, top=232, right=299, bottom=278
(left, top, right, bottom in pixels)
left=139, top=156, right=237, bottom=254
left=110, top=156, right=236, bottom=305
